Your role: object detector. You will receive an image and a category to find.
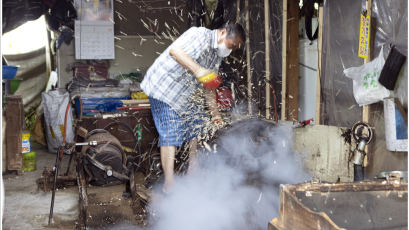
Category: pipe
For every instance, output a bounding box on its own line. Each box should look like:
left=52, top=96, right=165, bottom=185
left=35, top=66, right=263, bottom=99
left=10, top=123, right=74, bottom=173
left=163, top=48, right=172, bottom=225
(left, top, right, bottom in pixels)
left=354, top=165, right=364, bottom=181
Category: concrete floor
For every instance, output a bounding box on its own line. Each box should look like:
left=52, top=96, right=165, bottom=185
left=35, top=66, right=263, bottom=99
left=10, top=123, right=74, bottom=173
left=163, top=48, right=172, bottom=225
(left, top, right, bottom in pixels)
left=2, top=143, right=78, bottom=229
left=2, top=143, right=145, bottom=230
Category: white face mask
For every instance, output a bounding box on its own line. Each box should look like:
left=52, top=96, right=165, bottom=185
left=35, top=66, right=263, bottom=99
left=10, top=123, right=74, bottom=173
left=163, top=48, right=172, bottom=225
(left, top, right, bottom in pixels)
left=217, top=37, right=232, bottom=57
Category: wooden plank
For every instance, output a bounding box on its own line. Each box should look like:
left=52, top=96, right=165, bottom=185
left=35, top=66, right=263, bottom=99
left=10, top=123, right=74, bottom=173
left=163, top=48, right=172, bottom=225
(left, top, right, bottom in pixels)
left=5, top=96, right=24, bottom=173
left=264, top=0, right=271, bottom=119
left=281, top=0, right=299, bottom=121
left=315, top=6, right=323, bottom=124
left=236, top=0, right=240, bottom=22
left=245, top=0, right=252, bottom=115
left=2, top=115, right=7, bottom=173
left=121, top=99, right=150, bottom=104
left=296, top=181, right=408, bottom=193
left=362, top=0, right=373, bottom=123
left=281, top=0, right=287, bottom=120
left=45, top=29, right=53, bottom=87
left=363, top=0, right=373, bottom=167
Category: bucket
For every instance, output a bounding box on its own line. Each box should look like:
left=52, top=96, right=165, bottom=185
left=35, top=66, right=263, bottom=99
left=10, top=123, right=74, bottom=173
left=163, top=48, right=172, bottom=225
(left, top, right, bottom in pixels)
left=10, top=79, right=22, bottom=94
left=23, top=151, right=36, bottom=171
left=2, top=66, right=18, bottom=79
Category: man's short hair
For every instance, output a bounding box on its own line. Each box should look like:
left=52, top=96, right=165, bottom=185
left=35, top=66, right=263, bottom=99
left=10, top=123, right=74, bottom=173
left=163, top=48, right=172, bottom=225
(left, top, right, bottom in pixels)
left=222, top=23, right=246, bottom=42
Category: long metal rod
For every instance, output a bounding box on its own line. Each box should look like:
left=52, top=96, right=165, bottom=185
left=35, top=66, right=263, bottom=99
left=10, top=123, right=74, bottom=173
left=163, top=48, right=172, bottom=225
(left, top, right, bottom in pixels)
left=49, top=148, right=62, bottom=225
left=264, top=0, right=271, bottom=119
left=245, top=0, right=252, bottom=115
left=49, top=102, right=70, bottom=225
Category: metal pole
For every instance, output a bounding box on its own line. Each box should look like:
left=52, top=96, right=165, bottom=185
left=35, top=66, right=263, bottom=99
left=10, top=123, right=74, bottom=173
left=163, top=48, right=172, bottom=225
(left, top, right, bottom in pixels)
left=49, top=148, right=62, bottom=225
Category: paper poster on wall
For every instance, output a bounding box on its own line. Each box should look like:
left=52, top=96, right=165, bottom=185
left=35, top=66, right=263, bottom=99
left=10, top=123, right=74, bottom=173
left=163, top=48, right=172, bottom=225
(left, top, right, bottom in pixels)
left=358, top=13, right=370, bottom=59
left=75, top=20, right=115, bottom=60
left=74, top=0, right=114, bottom=60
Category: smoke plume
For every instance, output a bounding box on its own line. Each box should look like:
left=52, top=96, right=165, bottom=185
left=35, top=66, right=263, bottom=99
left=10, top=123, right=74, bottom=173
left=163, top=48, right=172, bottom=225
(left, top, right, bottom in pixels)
left=150, top=119, right=310, bottom=230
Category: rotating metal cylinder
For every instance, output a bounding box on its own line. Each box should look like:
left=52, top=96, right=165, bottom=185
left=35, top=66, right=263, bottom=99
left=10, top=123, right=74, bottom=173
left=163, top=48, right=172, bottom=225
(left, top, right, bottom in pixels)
left=81, top=129, right=127, bottom=186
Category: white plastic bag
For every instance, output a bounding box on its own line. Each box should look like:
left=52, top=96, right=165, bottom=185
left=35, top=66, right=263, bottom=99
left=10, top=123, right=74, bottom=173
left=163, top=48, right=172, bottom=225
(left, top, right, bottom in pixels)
left=42, top=89, right=74, bottom=153
left=343, top=48, right=390, bottom=106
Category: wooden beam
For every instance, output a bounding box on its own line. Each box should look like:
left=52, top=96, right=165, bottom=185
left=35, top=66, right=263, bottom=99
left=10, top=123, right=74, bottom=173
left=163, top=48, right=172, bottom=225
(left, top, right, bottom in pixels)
left=362, top=0, right=373, bottom=124
left=265, top=0, right=271, bottom=119
left=6, top=96, right=24, bottom=174
left=315, top=6, right=323, bottom=124
left=281, top=0, right=287, bottom=120
left=295, top=181, right=408, bottom=193
left=45, top=30, right=53, bottom=79
left=245, top=0, right=252, bottom=115
left=363, top=0, right=373, bottom=167
left=236, top=0, right=240, bottom=22
left=281, top=0, right=299, bottom=121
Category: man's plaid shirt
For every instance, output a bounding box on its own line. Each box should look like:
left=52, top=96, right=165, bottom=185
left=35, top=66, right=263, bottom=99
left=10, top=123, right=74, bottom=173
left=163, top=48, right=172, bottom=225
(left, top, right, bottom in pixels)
left=141, top=27, right=223, bottom=115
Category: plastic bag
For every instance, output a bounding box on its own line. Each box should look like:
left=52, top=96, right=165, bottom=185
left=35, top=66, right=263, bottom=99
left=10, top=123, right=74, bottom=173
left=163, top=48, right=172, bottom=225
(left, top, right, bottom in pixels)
left=42, top=89, right=74, bottom=153
left=343, top=48, right=390, bottom=106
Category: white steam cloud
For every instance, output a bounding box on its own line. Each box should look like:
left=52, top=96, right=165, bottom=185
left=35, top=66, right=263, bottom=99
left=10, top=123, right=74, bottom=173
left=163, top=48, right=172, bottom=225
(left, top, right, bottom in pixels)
left=150, top=119, right=311, bottom=230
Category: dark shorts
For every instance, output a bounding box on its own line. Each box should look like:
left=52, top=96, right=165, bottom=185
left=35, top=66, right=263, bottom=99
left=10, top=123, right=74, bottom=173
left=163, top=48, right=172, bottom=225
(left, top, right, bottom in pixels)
left=149, top=97, right=206, bottom=147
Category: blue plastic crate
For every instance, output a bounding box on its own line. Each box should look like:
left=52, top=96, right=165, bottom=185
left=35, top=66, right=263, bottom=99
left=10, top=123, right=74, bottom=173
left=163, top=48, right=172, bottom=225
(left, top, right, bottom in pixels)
left=2, top=66, right=18, bottom=79
left=74, top=96, right=130, bottom=116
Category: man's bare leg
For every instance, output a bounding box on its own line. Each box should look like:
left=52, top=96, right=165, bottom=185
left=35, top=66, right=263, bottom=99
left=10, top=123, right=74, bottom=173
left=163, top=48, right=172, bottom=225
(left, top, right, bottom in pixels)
left=160, top=146, right=176, bottom=193
left=187, top=138, right=198, bottom=175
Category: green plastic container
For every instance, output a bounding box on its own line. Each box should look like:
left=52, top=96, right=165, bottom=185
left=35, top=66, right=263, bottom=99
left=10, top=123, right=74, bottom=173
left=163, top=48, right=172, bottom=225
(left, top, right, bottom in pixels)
left=23, top=151, right=36, bottom=172
left=10, top=79, right=22, bottom=94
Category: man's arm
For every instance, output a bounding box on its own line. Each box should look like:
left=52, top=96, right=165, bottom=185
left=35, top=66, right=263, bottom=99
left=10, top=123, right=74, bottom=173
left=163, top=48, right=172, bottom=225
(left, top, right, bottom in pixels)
left=169, top=46, right=210, bottom=78
left=170, top=46, right=220, bottom=117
